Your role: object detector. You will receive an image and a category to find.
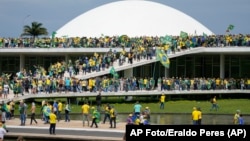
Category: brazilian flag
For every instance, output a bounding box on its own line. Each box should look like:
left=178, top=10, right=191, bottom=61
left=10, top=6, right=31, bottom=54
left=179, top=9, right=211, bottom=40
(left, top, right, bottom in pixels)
left=180, top=31, right=188, bottom=40
left=156, top=49, right=170, bottom=68
left=110, top=66, right=119, bottom=78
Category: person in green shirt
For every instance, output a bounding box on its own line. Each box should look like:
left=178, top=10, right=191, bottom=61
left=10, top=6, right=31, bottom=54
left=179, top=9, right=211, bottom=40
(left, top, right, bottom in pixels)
left=90, top=107, right=99, bottom=128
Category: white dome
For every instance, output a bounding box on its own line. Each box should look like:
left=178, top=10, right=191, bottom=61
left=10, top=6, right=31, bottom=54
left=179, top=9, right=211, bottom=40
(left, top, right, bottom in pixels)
left=56, top=0, right=213, bottom=37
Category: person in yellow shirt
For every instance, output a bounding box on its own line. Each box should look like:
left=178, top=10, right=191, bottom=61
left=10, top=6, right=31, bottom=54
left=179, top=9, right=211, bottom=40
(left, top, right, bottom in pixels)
left=103, top=103, right=111, bottom=124
left=233, top=110, right=240, bottom=124
left=134, top=115, right=141, bottom=125
left=109, top=106, right=117, bottom=128
left=197, top=107, right=202, bottom=125
left=160, top=93, right=165, bottom=109
left=49, top=112, right=57, bottom=135
left=192, top=107, right=199, bottom=125
left=81, top=102, right=90, bottom=126
left=57, top=100, right=62, bottom=121
left=210, top=96, right=219, bottom=111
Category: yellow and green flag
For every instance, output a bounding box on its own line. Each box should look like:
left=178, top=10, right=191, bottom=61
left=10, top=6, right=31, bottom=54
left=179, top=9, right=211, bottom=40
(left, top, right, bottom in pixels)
left=227, top=24, right=234, bottom=31
left=110, top=66, right=119, bottom=78
left=156, top=49, right=170, bottom=68
left=180, top=31, right=188, bottom=40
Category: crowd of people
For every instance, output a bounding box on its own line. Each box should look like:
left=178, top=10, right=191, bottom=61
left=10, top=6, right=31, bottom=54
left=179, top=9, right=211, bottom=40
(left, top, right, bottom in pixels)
left=1, top=33, right=250, bottom=101
left=1, top=73, right=249, bottom=101
left=0, top=34, right=250, bottom=48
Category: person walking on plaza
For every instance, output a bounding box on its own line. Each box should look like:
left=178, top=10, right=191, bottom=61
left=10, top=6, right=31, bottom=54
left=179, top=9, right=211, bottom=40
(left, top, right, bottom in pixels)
left=109, top=105, right=117, bottom=128
left=64, top=102, right=71, bottom=122
left=0, top=101, right=8, bottom=122
left=49, top=111, right=57, bottom=135
left=0, top=122, right=7, bottom=141
left=30, top=102, right=38, bottom=125
left=160, top=93, right=166, bottom=109
left=57, top=100, right=63, bottom=122
left=19, top=100, right=27, bottom=126
left=192, top=107, right=199, bottom=125
left=233, top=110, right=240, bottom=124
left=3, top=82, right=9, bottom=99
left=81, top=102, right=90, bottom=126
left=103, top=103, right=111, bottom=124
left=90, top=107, right=99, bottom=128
left=210, top=96, right=219, bottom=111
left=9, top=100, right=15, bottom=119
left=238, top=114, right=244, bottom=125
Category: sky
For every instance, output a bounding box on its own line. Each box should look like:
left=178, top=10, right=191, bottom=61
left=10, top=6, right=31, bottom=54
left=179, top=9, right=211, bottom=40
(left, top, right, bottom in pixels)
left=0, top=0, right=250, bottom=38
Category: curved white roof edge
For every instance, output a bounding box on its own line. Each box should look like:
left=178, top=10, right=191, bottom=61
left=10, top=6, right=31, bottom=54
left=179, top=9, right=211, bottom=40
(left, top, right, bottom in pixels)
left=56, top=0, right=214, bottom=38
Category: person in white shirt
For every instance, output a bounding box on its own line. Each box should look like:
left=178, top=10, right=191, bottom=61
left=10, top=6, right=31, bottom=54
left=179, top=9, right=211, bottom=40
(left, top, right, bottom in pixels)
left=0, top=122, right=7, bottom=141
left=3, top=83, right=9, bottom=99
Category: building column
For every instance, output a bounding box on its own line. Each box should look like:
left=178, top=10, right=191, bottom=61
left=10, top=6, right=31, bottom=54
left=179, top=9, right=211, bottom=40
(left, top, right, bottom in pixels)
left=65, top=54, right=70, bottom=64
left=220, top=54, right=225, bottom=79
left=124, top=68, right=133, bottom=78
left=164, top=68, right=170, bottom=78
left=20, top=54, right=25, bottom=71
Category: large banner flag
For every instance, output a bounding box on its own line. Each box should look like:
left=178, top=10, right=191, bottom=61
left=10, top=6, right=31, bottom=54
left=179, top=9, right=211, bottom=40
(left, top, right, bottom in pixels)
left=156, top=49, right=170, bottom=68
left=110, top=66, right=119, bottom=78
left=160, top=35, right=172, bottom=45
left=180, top=31, right=188, bottom=40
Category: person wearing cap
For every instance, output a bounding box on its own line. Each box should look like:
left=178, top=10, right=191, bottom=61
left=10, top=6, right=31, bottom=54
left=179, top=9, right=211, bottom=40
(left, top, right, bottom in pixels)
left=126, top=114, right=134, bottom=125
left=143, top=107, right=151, bottom=121
left=134, top=114, right=141, bottom=125
left=233, top=110, right=240, bottom=124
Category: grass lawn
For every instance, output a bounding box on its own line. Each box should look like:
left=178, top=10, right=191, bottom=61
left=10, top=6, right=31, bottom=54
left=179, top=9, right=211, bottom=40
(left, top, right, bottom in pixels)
left=14, top=98, right=250, bottom=115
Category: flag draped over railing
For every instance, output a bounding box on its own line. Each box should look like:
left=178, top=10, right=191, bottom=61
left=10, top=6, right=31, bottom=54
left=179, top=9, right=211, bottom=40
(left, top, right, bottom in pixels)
left=156, top=49, right=170, bottom=68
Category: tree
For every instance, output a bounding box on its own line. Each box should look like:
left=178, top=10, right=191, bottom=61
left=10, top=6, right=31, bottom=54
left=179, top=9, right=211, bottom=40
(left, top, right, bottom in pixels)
left=21, top=21, right=48, bottom=38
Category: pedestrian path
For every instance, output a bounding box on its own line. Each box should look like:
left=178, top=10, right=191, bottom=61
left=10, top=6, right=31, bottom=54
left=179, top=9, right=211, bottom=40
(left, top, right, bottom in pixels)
left=5, top=118, right=126, bottom=132
left=5, top=118, right=125, bottom=141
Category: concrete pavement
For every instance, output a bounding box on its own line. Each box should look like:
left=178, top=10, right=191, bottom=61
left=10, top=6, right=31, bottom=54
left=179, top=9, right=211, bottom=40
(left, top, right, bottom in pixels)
left=4, top=118, right=126, bottom=141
